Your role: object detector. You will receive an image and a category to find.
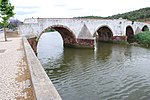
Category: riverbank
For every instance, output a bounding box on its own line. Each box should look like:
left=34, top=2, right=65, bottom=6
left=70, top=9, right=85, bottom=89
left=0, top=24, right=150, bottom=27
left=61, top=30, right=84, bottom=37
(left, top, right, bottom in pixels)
left=0, top=31, right=62, bottom=100
left=0, top=34, right=34, bottom=99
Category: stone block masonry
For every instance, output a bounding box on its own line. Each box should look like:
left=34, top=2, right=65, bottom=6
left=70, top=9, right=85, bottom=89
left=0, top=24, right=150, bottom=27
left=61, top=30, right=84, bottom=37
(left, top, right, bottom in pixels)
left=19, top=18, right=150, bottom=50
left=77, top=39, right=94, bottom=48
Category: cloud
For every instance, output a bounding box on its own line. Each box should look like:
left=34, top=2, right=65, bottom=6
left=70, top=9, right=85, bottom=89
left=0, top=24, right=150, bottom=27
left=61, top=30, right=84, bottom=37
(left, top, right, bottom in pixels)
left=16, top=11, right=37, bottom=15
left=68, top=8, right=83, bottom=11
left=54, top=4, right=67, bottom=7
left=10, top=0, right=150, bottom=21
left=16, top=6, right=40, bottom=9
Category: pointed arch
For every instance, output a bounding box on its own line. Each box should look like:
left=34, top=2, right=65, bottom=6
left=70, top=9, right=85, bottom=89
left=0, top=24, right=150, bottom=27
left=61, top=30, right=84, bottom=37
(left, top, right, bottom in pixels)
left=142, top=25, right=149, bottom=31
left=37, top=25, right=77, bottom=47
left=95, top=25, right=113, bottom=42
left=126, top=26, right=134, bottom=43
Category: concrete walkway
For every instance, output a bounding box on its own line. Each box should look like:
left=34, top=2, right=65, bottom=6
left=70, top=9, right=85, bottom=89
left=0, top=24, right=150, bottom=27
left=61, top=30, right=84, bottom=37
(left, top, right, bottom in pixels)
left=0, top=35, right=34, bottom=99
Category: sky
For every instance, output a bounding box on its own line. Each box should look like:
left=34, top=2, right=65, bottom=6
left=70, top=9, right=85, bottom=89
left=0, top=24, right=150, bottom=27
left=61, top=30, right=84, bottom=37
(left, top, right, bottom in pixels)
left=10, top=0, right=150, bottom=21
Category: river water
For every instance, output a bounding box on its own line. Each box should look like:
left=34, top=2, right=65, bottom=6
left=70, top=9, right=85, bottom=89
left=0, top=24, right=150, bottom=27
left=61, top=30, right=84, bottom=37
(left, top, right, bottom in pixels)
left=37, top=32, right=150, bottom=100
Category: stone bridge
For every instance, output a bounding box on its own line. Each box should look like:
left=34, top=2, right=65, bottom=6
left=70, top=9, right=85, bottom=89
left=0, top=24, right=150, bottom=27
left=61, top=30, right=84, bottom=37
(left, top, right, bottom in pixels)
left=19, top=18, right=150, bottom=53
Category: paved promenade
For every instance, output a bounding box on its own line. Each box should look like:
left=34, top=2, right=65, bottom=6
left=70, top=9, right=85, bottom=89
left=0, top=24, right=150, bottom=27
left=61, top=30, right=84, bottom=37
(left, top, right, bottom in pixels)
left=0, top=33, right=34, bottom=99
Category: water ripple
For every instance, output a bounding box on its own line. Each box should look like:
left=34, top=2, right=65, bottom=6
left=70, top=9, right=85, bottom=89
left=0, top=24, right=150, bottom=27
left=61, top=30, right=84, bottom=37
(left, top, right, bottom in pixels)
left=38, top=32, right=150, bottom=100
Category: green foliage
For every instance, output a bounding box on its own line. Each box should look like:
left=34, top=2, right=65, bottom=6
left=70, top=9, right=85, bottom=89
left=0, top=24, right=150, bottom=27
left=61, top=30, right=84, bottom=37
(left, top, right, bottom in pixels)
left=0, top=0, right=15, bottom=26
left=0, top=21, right=3, bottom=28
left=45, top=28, right=55, bottom=32
left=107, top=7, right=150, bottom=21
left=75, top=7, right=150, bottom=22
left=0, top=0, right=14, bottom=41
left=74, top=16, right=106, bottom=19
left=134, top=31, right=150, bottom=47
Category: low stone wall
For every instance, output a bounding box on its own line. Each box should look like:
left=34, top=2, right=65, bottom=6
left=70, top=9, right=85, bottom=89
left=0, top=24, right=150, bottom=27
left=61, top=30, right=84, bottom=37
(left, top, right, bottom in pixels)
left=23, top=37, right=62, bottom=100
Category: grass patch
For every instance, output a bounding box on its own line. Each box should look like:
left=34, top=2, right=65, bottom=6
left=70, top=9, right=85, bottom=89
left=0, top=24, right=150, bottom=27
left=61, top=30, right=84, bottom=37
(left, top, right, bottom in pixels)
left=134, top=31, right=150, bottom=47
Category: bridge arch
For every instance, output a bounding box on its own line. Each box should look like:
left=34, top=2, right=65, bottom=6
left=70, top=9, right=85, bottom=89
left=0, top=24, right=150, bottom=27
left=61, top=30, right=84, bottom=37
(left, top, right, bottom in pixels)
left=142, top=25, right=149, bottom=31
left=126, top=26, right=134, bottom=43
left=94, top=25, right=113, bottom=42
left=37, top=25, right=77, bottom=47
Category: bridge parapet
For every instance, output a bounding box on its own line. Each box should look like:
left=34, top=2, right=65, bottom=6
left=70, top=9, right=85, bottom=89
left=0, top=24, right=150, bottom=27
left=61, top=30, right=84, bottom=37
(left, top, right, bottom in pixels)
left=22, top=18, right=150, bottom=36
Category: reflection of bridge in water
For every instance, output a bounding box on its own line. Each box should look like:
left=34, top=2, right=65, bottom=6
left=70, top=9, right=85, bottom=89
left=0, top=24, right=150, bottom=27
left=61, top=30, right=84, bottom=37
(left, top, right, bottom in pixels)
left=19, top=18, right=150, bottom=54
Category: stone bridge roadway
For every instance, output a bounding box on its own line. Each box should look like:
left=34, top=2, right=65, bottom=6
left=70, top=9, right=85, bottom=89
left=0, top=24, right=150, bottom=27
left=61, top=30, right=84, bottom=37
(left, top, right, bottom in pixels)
left=19, top=18, right=150, bottom=53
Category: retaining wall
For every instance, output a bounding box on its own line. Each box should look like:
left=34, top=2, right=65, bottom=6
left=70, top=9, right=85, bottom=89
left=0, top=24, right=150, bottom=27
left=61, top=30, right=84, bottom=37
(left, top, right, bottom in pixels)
left=23, top=37, right=62, bottom=100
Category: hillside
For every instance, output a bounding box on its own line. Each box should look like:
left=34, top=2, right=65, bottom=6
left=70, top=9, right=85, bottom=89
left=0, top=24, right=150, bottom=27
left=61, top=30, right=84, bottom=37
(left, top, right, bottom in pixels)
left=75, top=7, right=150, bottom=22
left=107, top=7, right=150, bottom=21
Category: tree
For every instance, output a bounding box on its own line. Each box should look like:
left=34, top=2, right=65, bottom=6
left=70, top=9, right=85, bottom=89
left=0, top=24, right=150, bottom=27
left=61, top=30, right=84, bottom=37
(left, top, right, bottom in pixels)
left=0, top=0, right=14, bottom=41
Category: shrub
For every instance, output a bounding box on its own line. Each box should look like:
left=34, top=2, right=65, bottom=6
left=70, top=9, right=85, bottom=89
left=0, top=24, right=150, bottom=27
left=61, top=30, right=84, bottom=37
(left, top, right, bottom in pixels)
left=134, top=31, right=150, bottom=47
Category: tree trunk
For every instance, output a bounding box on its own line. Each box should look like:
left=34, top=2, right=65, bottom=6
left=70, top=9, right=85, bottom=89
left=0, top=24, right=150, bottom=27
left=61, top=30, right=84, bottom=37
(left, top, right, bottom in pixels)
left=4, top=25, right=7, bottom=41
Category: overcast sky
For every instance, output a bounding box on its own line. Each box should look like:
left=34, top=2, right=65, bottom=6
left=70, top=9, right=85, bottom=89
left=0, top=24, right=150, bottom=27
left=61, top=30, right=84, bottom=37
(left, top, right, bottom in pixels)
left=10, top=0, right=150, bottom=21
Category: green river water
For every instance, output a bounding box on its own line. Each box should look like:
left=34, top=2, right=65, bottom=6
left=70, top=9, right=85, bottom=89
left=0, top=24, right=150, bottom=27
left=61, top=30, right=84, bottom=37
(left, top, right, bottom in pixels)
left=38, top=32, right=150, bottom=100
